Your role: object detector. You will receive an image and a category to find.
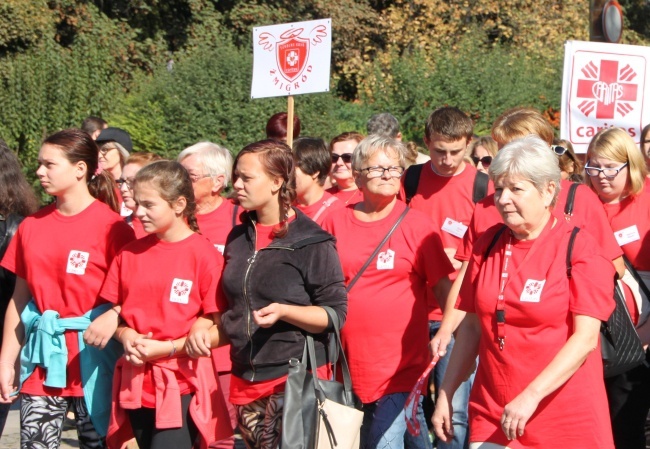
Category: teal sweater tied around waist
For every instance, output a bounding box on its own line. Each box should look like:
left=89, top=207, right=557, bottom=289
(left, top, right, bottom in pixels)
left=19, top=301, right=123, bottom=436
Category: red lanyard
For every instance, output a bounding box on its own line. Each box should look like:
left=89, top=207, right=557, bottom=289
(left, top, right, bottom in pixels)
left=405, top=355, right=439, bottom=436
left=496, top=235, right=514, bottom=350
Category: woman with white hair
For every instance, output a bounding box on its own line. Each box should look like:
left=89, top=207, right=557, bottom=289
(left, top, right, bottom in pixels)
left=433, top=135, right=615, bottom=449
left=178, top=141, right=239, bottom=449
left=322, top=135, right=453, bottom=449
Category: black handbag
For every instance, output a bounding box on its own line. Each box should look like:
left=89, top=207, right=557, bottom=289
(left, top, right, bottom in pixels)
left=566, top=228, right=646, bottom=378
left=281, top=307, right=363, bottom=449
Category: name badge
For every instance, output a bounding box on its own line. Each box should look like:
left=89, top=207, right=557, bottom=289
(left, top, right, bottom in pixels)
left=614, top=225, right=640, bottom=246
left=520, top=279, right=546, bottom=303
left=170, top=278, right=193, bottom=304
left=66, top=250, right=90, bottom=275
left=377, top=249, right=395, bottom=270
left=441, top=217, right=468, bottom=239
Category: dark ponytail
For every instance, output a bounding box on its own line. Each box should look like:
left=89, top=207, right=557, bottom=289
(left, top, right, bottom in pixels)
left=44, top=129, right=120, bottom=213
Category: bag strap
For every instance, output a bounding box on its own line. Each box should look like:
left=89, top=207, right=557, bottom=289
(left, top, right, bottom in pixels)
left=472, top=171, right=490, bottom=204
left=565, top=227, right=580, bottom=279
left=622, top=255, right=650, bottom=299
left=403, top=163, right=424, bottom=205
left=312, top=196, right=339, bottom=223
left=346, top=206, right=409, bottom=293
left=302, top=307, right=354, bottom=398
left=564, top=183, right=579, bottom=221
left=483, top=225, right=508, bottom=261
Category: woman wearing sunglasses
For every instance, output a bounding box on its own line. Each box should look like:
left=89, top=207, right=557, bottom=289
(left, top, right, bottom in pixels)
left=552, top=139, right=584, bottom=183
left=468, top=136, right=497, bottom=174
left=327, top=132, right=365, bottom=205
left=585, top=126, right=650, bottom=449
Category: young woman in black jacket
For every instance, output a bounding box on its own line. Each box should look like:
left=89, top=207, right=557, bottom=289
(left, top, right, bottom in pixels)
left=186, top=139, right=347, bottom=449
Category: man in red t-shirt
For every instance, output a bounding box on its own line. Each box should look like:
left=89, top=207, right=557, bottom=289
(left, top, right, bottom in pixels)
left=178, top=141, right=239, bottom=448
left=398, top=107, right=486, bottom=449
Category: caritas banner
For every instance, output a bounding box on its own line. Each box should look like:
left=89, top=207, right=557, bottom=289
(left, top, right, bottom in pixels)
left=251, top=19, right=332, bottom=99
left=561, top=40, right=650, bottom=153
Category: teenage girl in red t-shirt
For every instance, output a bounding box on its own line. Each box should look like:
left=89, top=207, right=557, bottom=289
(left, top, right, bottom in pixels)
left=102, top=161, right=232, bottom=449
left=584, top=127, right=650, bottom=449
left=0, top=129, right=134, bottom=449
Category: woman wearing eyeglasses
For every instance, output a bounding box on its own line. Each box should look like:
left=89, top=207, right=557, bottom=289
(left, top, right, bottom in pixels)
left=327, top=132, right=365, bottom=205
left=322, top=135, right=453, bottom=449
left=469, top=136, right=497, bottom=174
left=584, top=127, right=650, bottom=449
left=118, top=153, right=163, bottom=238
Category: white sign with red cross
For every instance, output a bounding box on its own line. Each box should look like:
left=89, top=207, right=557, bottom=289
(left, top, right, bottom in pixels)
left=561, top=40, right=650, bottom=153
left=251, top=19, right=332, bottom=99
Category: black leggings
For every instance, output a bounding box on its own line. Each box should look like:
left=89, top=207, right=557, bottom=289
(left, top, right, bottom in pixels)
left=128, top=394, right=199, bottom=449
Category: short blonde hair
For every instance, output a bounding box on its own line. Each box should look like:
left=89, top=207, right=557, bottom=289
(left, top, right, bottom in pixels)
left=491, top=107, right=554, bottom=146
left=585, top=127, right=647, bottom=197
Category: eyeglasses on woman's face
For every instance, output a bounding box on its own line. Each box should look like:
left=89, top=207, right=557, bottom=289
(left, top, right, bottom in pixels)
left=331, top=153, right=353, bottom=164
left=471, top=155, right=492, bottom=167
left=99, top=146, right=117, bottom=156
left=116, top=177, right=135, bottom=188
left=359, top=166, right=405, bottom=179
left=584, top=162, right=628, bottom=179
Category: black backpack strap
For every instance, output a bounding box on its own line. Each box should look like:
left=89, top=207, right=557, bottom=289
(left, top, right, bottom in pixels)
left=472, top=171, right=490, bottom=204
left=564, top=183, right=579, bottom=221
left=483, top=225, right=508, bottom=260
left=232, top=204, right=240, bottom=228
left=565, top=227, right=581, bottom=279
left=403, top=164, right=424, bottom=205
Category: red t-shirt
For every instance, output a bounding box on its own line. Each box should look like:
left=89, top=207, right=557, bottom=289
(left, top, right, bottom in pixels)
left=197, top=198, right=241, bottom=373
left=398, top=163, right=493, bottom=320
left=294, top=191, right=344, bottom=226
left=455, top=180, right=622, bottom=263
left=321, top=202, right=454, bottom=403
left=602, top=186, right=650, bottom=271
left=101, top=232, right=225, bottom=407
left=0, top=201, right=135, bottom=396
left=326, top=186, right=363, bottom=206
left=458, top=220, right=615, bottom=448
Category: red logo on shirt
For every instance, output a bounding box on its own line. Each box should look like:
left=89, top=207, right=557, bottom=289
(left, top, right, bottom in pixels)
left=525, top=281, right=543, bottom=296
left=69, top=252, right=87, bottom=268
left=576, top=59, right=639, bottom=119
left=173, top=281, right=190, bottom=296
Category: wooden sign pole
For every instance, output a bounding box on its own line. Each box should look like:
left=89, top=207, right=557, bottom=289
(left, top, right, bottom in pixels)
left=286, top=95, right=295, bottom=148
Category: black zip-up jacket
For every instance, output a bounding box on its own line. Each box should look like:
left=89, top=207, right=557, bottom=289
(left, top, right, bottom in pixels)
left=220, top=209, right=348, bottom=382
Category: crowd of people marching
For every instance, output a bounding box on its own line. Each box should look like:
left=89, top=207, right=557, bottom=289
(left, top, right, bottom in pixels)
left=0, top=107, right=649, bottom=449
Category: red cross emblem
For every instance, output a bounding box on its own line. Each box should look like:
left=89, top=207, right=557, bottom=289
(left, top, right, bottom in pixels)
left=276, top=29, right=310, bottom=83
left=576, top=59, right=638, bottom=119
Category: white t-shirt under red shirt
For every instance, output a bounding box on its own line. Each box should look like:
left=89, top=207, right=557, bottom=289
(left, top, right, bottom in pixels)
left=458, top=220, right=615, bottom=448
left=321, top=202, right=454, bottom=403
left=0, top=200, right=135, bottom=396
left=100, top=232, right=225, bottom=406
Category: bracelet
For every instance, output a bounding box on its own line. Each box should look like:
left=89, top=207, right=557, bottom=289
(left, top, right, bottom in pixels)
left=169, top=340, right=177, bottom=357
left=109, top=307, right=120, bottom=317
left=117, top=327, right=129, bottom=341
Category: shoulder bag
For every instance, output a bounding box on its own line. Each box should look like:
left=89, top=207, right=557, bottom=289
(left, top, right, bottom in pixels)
left=566, top=227, right=646, bottom=378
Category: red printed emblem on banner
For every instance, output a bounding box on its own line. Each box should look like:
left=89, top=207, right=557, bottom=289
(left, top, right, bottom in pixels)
left=276, top=30, right=310, bottom=82
left=576, top=59, right=639, bottom=119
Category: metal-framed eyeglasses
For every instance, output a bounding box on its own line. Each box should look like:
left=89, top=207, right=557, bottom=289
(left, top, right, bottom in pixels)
left=359, top=166, right=405, bottom=178
left=116, top=177, right=135, bottom=188
left=584, top=162, right=628, bottom=179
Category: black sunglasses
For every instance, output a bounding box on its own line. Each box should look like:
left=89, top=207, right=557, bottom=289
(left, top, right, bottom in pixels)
left=471, top=155, right=492, bottom=167
left=331, top=153, right=353, bottom=164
